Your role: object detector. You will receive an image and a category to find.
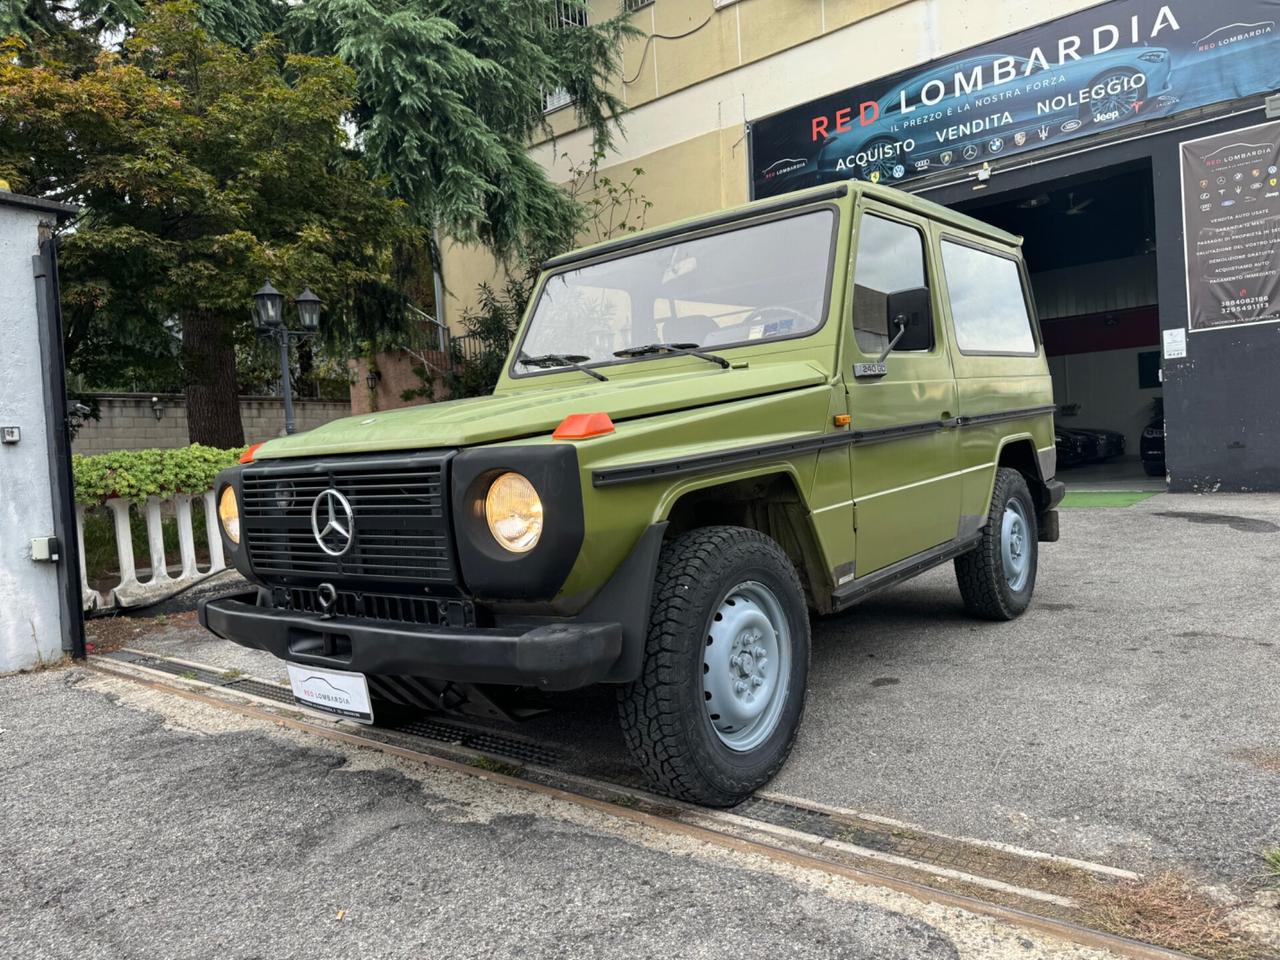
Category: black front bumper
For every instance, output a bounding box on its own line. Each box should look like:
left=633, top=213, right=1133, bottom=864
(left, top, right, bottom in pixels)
left=198, top=591, right=623, bottom=692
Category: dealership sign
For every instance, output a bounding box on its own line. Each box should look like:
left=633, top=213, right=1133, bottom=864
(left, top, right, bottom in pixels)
left=1181, top=119, right=1280, bottom=332
left=750, top=0, right=1280, bottom=198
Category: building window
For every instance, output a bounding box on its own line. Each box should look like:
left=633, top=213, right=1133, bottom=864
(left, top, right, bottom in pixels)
left=544, top=2, right=589, bottom=113
left=622, top=0, right=654, bottom=11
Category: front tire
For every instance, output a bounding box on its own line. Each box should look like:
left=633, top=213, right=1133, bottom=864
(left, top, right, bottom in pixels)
left=955, top=468, right=1039, bottom=621
left=617, top=526, right=811, bottom=807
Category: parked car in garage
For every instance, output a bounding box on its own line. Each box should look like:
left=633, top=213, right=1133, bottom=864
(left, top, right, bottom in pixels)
left=1055, top=426, right=1092, bottom=468
left=1070, top=426, right=1126, bottom=461
left=1056, top=426, right=1125, bottom=466
left=1141, top=417, right=1165, bottom=477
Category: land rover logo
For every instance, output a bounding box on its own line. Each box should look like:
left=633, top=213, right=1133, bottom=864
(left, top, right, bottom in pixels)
left=310, top=489, right=355, bottom=557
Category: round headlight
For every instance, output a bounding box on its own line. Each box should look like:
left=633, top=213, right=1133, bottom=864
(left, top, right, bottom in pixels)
left=484, top=472, right=543, bottom=553
left=218, top=485, right=241, bottom=544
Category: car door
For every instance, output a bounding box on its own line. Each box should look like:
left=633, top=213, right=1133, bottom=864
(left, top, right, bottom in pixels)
left=844, top=202, right=962, bottom=577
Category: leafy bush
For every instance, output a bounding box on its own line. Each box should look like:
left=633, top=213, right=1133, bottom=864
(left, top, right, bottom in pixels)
left=73, top=444, right=246, bottom=504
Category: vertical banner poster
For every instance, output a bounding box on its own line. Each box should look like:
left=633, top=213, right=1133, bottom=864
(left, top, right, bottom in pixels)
left=1181, top=120, right=1280, bottom=332
left=750, top=0, right=1280, bottom=199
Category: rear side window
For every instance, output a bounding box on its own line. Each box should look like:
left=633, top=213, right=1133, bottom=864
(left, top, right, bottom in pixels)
left=852, top=214, right=931, bottom=355
left=940, top=240, right=1036, bottom=355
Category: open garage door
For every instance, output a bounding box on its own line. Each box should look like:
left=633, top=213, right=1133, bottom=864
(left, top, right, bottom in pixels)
left=955, top=161, right=1166, bottom=489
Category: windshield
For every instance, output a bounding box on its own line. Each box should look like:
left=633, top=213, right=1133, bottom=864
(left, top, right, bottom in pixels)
left=514, top=209, right=836, bottom=373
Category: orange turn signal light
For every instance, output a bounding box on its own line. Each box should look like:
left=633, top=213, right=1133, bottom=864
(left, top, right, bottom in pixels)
left=239, top=442, right=264, bottom=464
left=833, top=414, right=851, bottom=427
left=553, top=412, right=615, bottom=441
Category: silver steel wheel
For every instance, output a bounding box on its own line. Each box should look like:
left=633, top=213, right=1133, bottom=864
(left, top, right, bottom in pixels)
left=701, top=580, right=792, bottom=752
left=1001, top=498, right=1031, bottom=592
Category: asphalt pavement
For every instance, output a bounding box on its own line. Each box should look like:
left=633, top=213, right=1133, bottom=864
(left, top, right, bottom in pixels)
left=0, top=669, right=1120, bottom=960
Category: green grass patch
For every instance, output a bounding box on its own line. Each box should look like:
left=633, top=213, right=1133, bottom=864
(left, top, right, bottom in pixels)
left=1265, top=847, right=1280, bottom=881
left=1060, top=491, right=1160, bottom=509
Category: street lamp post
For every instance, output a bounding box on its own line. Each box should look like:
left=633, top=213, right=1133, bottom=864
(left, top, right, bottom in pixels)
left=252, top=281, right=323, bottom=435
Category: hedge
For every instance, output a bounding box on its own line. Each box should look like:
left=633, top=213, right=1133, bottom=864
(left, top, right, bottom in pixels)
left=73, top=444, right=247, bottom=504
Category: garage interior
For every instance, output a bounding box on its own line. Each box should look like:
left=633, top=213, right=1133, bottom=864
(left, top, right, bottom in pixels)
left=955, top=160, right=1165, bottom=488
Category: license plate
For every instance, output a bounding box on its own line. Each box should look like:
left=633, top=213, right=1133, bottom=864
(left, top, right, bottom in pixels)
left=286, top=663, right=373, bottom=723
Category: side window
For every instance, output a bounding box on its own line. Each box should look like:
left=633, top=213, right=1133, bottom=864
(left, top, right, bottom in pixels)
left=852, top=213, right=931, bottom=355
left=941, top=240, right=1037, bottom=354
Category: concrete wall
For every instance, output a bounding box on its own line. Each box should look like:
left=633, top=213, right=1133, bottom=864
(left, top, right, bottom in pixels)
left=0, top=202, right=63, bottom=671
left=72, top=394, right=352, bottom=455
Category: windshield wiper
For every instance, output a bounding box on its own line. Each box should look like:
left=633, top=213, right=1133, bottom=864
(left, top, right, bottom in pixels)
left=612, top=342, right=729, bottom=369
left=517, top=352, right=609, bottom=382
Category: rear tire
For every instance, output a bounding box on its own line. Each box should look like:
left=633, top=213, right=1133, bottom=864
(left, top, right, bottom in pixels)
left=955, top=468, right=1038, bottom=621
left=1143, top=461, right=1165, bottom=478
left=617, top=526, right=811, bottom=807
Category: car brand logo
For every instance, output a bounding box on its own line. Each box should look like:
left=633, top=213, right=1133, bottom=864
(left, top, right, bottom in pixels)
left=1253, top=169, right=1262, bottom=178
left=1235, top=186, right=1243, bottom=194
left=1014, top=131, right=1027, bottom=147
left=913, top=159, right=931, bottom=171
left=868, top=170, right=882, bottom=184
left=1234, top=172, right=1245, bottom=181
left=1200, top=204, right=1212, bottom=212
left=1200, top=179, right=1209, bottom=189
left=988, top=137, right=1005, bottom=154
left=1200, top=192, right=1211, bottom=200
left=1222, top=200, right=1236, bottom=207
left=1252, top=182, right=1264, bottom=190
left=962, top=144, right=981, bottom=161
left=1060, top=119, right=1082, bottom=133
left=1272, top=178, right=1279, bottom=187
left=939, top=150, right=954, bottom=166
left=1037, top=125, right=1050, bottom=141
left=891, top=164, right=906, bottom=179
left=311, top=489, right=355, bottom=557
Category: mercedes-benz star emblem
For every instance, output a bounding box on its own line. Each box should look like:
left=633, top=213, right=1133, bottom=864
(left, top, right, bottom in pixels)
left=311, top=489, right=355, bottom=557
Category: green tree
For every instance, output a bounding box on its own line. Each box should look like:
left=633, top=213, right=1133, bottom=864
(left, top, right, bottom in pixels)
left=5, top=0, right=636, bottom=258
left=291, top=0, right=637, bottom=259
left=2, top=0, right=635, bottom=434
left=0, top=2, right=420, bottom=445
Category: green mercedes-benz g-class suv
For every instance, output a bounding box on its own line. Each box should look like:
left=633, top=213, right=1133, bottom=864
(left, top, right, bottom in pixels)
left=201, top=180, right=1062, bottom=807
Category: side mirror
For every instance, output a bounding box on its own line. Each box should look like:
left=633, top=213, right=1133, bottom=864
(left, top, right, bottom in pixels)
left=885, top=287, right=933, bottom=353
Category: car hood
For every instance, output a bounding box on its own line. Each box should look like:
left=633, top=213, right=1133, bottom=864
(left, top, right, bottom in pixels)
left=253, top=361, right=830, bottom=460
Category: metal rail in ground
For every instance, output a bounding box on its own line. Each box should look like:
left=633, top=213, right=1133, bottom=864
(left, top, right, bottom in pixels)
left=88, top=651, right=1200, bottom=960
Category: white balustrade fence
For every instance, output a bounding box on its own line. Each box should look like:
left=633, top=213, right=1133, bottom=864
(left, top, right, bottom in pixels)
left=78, top=489, right=230, bottom=610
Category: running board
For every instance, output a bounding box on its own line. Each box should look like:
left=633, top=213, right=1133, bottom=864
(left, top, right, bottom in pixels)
left=832, top=533, right=982, bottom=611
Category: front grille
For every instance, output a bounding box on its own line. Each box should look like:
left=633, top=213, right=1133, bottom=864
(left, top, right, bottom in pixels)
left=241, top=453, right=456, bottom=588
left=278, top=586, right=475, bottom=628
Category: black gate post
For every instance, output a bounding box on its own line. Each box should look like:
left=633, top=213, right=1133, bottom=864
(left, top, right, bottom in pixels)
left=32, top=234, right=86, bottom=660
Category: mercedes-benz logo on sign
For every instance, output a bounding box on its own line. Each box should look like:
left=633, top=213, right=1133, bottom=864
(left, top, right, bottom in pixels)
left=310, top=489, right=355, bottom=557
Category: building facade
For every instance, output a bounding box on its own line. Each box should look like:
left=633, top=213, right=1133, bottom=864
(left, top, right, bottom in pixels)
left=437, top=0, right=1280, bottom=492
